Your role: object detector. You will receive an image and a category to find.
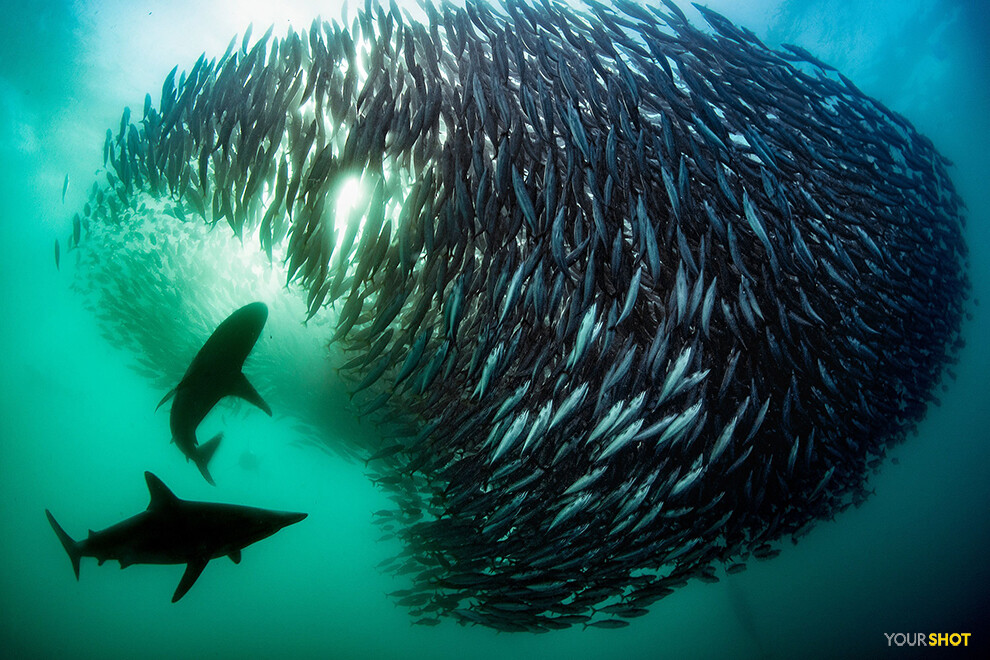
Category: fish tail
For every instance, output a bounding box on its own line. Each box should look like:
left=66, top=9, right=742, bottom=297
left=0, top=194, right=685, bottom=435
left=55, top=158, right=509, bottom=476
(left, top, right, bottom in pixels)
left=46, top=509, right=81, bottom=580
left=194, top=433, right=223, bottom=486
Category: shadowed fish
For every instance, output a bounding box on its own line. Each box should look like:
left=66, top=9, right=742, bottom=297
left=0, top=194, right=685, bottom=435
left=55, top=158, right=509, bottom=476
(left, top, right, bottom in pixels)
left=157, top=301, right=272, bottom=485
left=46, top=472, right=306, bottom=602
left=62, top=0, right=969, bottom=632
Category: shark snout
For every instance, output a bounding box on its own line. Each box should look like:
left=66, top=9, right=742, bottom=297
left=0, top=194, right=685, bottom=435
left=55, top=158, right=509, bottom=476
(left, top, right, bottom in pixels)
left=279, top=512, right=307, bottom=528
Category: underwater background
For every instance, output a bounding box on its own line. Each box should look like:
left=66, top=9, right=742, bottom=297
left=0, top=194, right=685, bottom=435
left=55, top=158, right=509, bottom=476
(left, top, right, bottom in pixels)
left=0, top=0, right=987, bottom=658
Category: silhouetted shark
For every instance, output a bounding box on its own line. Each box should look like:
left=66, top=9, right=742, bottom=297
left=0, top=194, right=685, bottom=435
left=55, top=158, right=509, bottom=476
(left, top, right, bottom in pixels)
left=46, top=472, right=306, bottom=602
left=157, top=301, right=272, bottom=485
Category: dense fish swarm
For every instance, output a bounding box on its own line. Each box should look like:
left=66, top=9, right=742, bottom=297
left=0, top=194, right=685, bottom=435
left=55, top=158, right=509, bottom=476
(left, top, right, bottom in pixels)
left=64, top=0, right=968, bottom=631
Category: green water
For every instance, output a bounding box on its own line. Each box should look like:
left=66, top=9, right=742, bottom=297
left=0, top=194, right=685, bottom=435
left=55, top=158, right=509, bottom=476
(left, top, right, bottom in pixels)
left=1, top=1, right=988, bottom=658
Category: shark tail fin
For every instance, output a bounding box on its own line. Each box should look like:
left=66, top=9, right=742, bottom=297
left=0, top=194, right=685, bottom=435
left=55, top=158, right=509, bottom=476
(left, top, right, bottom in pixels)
left=194, top=433, right=223, bottom=486
left=46, top=509, right=81, bottom=580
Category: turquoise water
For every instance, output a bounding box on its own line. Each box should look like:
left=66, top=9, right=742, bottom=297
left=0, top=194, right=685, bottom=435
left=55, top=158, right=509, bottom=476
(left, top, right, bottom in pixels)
left=1, top=1, right=987, bottom=658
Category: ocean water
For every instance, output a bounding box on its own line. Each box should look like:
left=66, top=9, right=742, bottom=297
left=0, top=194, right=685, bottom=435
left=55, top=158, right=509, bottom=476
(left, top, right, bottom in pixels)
left=0, top=0, right=987, bottom=658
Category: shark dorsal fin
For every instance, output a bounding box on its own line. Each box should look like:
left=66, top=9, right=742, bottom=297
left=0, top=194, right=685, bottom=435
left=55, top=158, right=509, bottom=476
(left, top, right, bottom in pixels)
left=145, top=472, right=180, bottom=510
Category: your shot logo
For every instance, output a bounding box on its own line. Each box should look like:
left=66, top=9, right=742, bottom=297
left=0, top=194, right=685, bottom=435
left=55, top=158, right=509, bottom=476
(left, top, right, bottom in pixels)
left=884, top=633, right=972, bottom=647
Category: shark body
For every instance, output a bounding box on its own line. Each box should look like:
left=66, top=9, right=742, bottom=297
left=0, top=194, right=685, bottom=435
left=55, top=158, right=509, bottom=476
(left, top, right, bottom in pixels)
left=46, top=471, right=306, bottom=602
left=158, top=301, right=272, bottom=484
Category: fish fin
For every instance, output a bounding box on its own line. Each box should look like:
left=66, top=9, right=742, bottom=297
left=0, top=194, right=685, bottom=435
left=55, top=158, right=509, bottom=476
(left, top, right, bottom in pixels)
left=228, top=550, right=241, bottom=564
left=194, top=433, right=223, bottom=486
left=230, top=373, right=272, bottom=416
left=46, top=510, right=81, bottom=580
left=155, top=388, right=177, bottom=412
left=173, top=559, right=208, bottom=602
left=145, top=472, right=180, bottom=510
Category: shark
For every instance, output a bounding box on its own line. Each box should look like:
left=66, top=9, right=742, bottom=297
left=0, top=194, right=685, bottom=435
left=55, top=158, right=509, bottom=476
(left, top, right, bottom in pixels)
left=46, top=471, right=307, bottom=602
left=157, top=301, right=272, bottom=485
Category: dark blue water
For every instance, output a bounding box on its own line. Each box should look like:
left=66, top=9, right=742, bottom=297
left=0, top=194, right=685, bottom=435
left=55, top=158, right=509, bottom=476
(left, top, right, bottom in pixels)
left=1, top=1, right=987, bottom=657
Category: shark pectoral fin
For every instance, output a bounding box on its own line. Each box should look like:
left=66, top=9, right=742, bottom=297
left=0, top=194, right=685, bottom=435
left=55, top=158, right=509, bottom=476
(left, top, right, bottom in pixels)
left=173, top=560, right=208, bottom=603
left=229, top=550, right=241, bottom=564
left=155, top=387, right=177, bottom=412
left=231, top=372, right=272, bottom=416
